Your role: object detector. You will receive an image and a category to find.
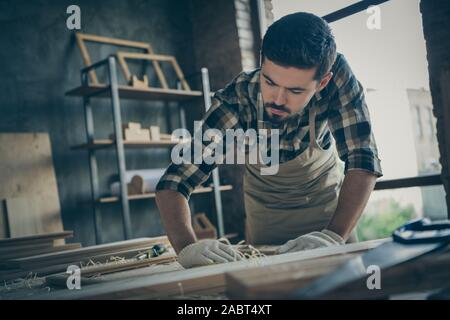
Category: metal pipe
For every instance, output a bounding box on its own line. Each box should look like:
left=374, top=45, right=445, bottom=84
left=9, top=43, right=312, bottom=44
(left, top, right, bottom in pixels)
left=108, top=56, right=132, bottom=240
left=201, top=67, right=225, bottom=238
left=81, top=70, right=102, bottom=244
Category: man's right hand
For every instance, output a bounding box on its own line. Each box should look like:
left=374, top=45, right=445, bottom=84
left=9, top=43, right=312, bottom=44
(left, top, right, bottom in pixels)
left=177, top=239, right=243, bottom=268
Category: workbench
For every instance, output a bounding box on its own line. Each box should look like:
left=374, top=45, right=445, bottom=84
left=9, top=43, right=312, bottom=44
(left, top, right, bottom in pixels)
left=1, top=237, right=449, bottom=300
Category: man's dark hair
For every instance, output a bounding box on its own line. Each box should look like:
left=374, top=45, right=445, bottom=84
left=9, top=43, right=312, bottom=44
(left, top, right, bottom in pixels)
left=261, top=12, right=337, bottom=80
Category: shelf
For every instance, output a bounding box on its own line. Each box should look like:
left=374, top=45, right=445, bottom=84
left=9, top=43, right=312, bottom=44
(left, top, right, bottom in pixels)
left=66, top=84, right=203, bottom=101
left=96, top=185, right=233, bottom=204
left=71, top=139, right=183, bottom=150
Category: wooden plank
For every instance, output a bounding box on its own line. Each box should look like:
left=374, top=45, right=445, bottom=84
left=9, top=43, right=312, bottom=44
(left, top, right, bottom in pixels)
left=2, top=237, right=170, bottom=270
left=75, top=33, right=99, bottom=84
left=0, top=231, right=73, bottom=246
left=71, top=261, right=183, bottom=284
left=5, top=196, right=49, bottom=238
left=116, top=52, right=187, bottom=91
left=0, top=134, right=64, bottom=240
left=169, top=56, right=191, bottom=91
left=0, top=261, right=82, bottom=282
left=0, top=244, right=173, bottom=283
left=307, top=248, right=450, bottom=299
left=76, top=33, right=152, bottom=85
left=226, top=245, right=450, bottom=300
left=0, top=241, right=53, bottom=255
left=0, top=243, right=82, bottom=261
left=375, top=174, right=442, bottom=190
left=34, top=239, right=386, bottom=300
left=45, top=253, right=177, bottom=287
left=193, top=213, right=217, bottom=240
left=226, top=253, right=358, bottom=299
left=71, top=139, right=179, bottom=150
left=65, top=84, right=202, bottom=101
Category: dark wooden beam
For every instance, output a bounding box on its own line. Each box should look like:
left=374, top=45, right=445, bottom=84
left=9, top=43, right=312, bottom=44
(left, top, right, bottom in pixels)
left=374, top=174, right=442, bottom=190
left=322, top=0, right=391, bottom=23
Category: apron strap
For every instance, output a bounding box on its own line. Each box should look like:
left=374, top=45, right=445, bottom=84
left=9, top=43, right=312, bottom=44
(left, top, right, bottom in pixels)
left=309, top=107, right=317, bottom=156
left=257, top=92, right=265, bottom=130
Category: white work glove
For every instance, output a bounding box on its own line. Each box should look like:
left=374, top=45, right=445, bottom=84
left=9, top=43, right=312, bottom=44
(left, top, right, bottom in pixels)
left=177, top=239, right=242, bottom=268
left=276, top=229, right=345, bottom=254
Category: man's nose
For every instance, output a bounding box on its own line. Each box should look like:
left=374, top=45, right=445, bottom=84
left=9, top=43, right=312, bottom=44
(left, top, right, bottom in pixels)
left=274, top=87, right=287, bottom=106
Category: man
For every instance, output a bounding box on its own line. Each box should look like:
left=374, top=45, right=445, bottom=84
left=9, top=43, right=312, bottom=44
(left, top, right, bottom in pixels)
left=155, top=12, right=382, bottom=268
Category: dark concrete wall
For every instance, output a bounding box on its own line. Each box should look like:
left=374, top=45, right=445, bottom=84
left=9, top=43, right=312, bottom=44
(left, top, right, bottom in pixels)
left=0, top=0, right=197, bottom=245
left=420, top=0, right=450, bottom=218
left=0, top=0, right=263, bottom=244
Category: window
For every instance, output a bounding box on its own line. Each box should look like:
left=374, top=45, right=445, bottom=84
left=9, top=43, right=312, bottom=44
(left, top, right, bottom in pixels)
left=271, top=0, right=447, bottom=239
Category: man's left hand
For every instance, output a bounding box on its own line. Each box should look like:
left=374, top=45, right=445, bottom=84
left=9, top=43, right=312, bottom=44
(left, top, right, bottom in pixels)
left=276, top=229, right=345, bottom=254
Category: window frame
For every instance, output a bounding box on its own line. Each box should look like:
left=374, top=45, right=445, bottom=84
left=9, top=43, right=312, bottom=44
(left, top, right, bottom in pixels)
left=321, top=0, right=445, bottom=204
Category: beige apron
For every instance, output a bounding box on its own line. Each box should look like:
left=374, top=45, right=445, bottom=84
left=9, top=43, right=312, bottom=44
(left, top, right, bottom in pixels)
left=244, top=95, right=346, bottom=245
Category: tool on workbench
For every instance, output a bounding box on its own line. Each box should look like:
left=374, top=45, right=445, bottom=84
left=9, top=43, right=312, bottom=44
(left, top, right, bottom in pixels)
left=135, top=244, right=166, bottom=260
left=290, top=218, right=450, bottom=299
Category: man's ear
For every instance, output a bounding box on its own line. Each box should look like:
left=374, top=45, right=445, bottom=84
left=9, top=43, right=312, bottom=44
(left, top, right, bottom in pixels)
left=317, top=72, right=333, bottom=92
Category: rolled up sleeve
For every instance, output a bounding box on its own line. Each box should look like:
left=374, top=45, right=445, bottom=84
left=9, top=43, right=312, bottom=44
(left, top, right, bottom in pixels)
left=156, top=77, right=245, bottom=200
left=328, top=55, right=383, bottom=177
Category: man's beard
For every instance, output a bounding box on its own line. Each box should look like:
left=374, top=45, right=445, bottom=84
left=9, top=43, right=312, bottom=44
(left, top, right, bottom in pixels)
left=264, top=103, right=291, bottom=125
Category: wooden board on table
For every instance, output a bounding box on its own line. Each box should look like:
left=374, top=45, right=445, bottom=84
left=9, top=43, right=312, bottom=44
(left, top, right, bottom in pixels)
left=0, top=243, right=82, bottom=261
left=0, top=247, right=173, bottom=283
left=226, top=253, right=358, bottom=299
left=34, top=239, right=386, bottom=300
left=298, top=247, right=450, bottom=300
left=0, top=261, right=79, bottom=283
left=2, top=236, right=171, bottom=270
left=0, top=231, right=73, bottom=247
left=0, top=133, right=64, bottom=241
left=4, top=196, right=59, bottom=238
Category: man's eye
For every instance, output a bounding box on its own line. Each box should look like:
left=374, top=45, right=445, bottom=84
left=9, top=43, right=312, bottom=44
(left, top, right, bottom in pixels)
left=290, top=90, right=303, bottom=95
left=265, top=80, right=275, bottom=86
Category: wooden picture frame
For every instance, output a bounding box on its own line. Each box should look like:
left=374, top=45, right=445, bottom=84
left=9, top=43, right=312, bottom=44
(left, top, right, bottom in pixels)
left=75, top=32, right=168, bottom=88
left=116, top=51, right=191, bottom=92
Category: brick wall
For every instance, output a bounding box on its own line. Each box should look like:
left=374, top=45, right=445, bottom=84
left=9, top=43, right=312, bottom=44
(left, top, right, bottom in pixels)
left=235, top=0, right=258, bottom=70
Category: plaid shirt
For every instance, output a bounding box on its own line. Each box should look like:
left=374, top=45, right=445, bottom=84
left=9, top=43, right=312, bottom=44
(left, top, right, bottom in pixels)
left=156, top=53, right=382, bottom=199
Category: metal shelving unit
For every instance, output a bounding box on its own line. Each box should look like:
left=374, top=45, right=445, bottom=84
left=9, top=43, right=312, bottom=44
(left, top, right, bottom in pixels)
left=67, top=56, right=231, bottom=244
